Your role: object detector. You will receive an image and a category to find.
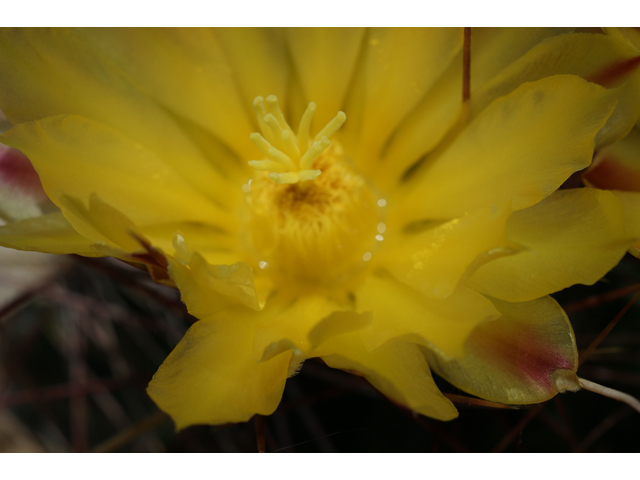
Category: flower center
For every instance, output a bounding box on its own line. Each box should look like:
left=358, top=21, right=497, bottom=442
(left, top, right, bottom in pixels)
left=241, top=96, right=381, bottom=292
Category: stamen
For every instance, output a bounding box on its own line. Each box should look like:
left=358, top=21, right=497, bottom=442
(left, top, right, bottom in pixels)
left=267, top=147, right=296, bottom=169
left=248, top=96, right=346, bottom=184
left=248, top=160, right=289, bottom=172
left=281, top=129, right=301, bottom=159
left=297, top=102, right=316, bottom=148
left=250, top=132, right=274, bottom=158
left=253, top=97, right=275, bottom=144
left=269, top=172, right=300, bottom=184
left=265, top=95, right=293, bottom=134
left=264, top=113, right=285, bottom=148
left=299, top=137, right=331, bottom=170
left=314, top=111, right=346, bottom=143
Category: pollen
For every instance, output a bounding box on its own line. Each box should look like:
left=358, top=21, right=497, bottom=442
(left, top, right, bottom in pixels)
left=248, top=96, right=346, bottom=185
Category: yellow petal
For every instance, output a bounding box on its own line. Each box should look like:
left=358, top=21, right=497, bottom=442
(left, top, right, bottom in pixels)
left=377, top=28, right=572, bottom=189
left=424, top=296, right=578, bottom=404
left=1, top=116, right=236, bottom=231
left=286, top=28, right=365, bottom=129
left=396, top=75, right=617, bottom=222
left=216, top=28, right=290, bottom=123
left=343, top=28, right=462, bottom=171
left=0, top=28, right=250, bottom=198
left=383, top=203, right=511, bottom=298
left=356, top=275, right=499, bottom=358
left=474, top=32, right=640, bottom=148
left=139, top=221, right=239, bottom=267
left=610, top=190, right=640, bottom=258
left=59, top=193, right=142, bottom=252
left=168, top=253, right=259, bottom=319
left=469, top=189, right=628, bottom=302
left=313, top=333, right=458, bottom=421
left=147, top=306, right=291, bottom=429
left=252, top=294, right=339, bottom=363
left=0, top=211, right=97, bottom=256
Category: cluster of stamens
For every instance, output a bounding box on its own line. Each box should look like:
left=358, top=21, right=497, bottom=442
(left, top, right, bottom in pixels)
left=248, top=95, right=346, bottom=184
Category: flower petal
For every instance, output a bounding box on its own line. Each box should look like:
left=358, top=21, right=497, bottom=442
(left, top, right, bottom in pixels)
left=469, top=189, right=628, bottom=302
left=313, top=334, right=458, bottom=421
left=252, top=295, right=339, bottom=363
left=0, top=211, right=97, bottom=256
left=168, top=253, right=259, bottom=319
left=286, top=28, right=365, bottom=129
left=584, top=127, right=640, bottom=191
left=215, top=28, right=290, bottom=126
left=473, top=32, right=640, bottom=148
left=343, top=28, right=462, bottom=171
left=396, top=75, right=617, bottom=222
left=0, top=28, right=250, bottom=195
left=610, top=190, right=640, bottom=258
left=377, top=28, right=572, bottom=190
left=0, top=116, right=237, bottom=232
left=147, top=306, right=291, bottom=429
left=424, top=296, right=577, bottom=404
left=383, top=202, right=511, bottom=298
left=356, top=274, right=499, bottom=358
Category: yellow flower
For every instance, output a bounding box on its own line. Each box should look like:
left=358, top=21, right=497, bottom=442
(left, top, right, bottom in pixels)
left=1, top=28, right=640, bottom=429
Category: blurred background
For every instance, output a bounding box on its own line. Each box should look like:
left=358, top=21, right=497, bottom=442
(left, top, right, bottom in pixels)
left=1, top=245, right=639, bottom=453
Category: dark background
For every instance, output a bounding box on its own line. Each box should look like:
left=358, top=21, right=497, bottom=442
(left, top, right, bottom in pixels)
left=1, top=249, right=639, bottom=453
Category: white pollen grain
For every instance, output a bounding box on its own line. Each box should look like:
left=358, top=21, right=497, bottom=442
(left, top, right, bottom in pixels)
left=377, top=199, right=387, bottom=207
left=242, top=184, right=251, bottom=193
left=363, top=252, right=372, bottom=261
left=377, top=222, right=386, bottom=234
left=259, top=261, right=268, bottom=269
left=375, top=235, right=384, bottom=241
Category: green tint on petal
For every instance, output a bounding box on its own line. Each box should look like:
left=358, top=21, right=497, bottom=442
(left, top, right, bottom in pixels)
left=383, top=203, right=511, bottom=298
left=469, top=189, right=627, bottom=302
left=397, top=75, right=617, bottom=222
left=313, top=334, right=458, bottom=421
left=424, top=296, right=577, bottom=405
left=147, top=307, right=291, bottom=430
left=168, top=253, right=259, bottom=319
left=474, top=33, right=640, bottom=148
left=0, top=211, right=97, bottom=256
left=0, top=116, right=236, bottom=231
left=343, top=28, right=462, bottom=172
left=286, top=28, right=365, bottom=129
left=356, top=275, right=499, bottom=358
